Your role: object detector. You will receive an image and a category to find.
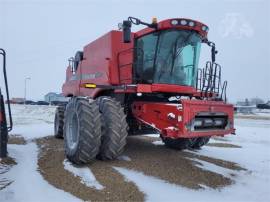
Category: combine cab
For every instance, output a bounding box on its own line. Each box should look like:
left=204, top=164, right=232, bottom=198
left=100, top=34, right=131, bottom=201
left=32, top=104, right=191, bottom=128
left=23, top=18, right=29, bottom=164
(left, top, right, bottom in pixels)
left=0, top=48, right=12, bottom=158
left=55, top=17, right=235, bottom=164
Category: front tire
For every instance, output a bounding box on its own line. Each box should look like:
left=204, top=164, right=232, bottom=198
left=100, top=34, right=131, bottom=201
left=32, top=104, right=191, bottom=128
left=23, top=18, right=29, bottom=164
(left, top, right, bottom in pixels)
left=64, top=98, right=101, bottom=164
left=97, top=97, right=128, bottom=160
left=161, top=137, right=195, bottom=150
left=54, top=106, right=65, bottom=138
left=190, top=137, right=210, bottom=149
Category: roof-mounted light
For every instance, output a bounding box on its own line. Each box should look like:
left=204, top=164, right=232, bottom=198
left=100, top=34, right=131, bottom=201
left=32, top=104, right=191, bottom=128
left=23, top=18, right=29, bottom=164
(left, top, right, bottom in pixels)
left=202, top=25, right=209, bottom=32
left=188, top=21, right=195, bottom=27
left=152, top=17, right=158, bottom=24
left=171, top=19, right=178, bottom=25
left=180, top=19, right=188, bottom=25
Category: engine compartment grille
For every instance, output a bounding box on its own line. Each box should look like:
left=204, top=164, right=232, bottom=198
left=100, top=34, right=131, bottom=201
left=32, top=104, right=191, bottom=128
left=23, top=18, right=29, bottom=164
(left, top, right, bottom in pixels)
left=189, top=113, right=228, bottom=131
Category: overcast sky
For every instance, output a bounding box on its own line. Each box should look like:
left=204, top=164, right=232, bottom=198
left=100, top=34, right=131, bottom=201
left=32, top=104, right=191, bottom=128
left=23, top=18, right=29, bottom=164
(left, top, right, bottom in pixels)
left=0, top=0, right=269, bottom=102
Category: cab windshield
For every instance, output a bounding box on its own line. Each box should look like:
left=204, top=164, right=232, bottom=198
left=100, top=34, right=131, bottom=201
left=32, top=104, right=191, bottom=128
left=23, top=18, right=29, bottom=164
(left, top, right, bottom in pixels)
left=135, top=30, right=202, bottom=87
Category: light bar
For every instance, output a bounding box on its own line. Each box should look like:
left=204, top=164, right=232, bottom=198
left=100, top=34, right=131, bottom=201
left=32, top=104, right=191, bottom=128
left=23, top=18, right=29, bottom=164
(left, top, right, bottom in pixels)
left=180, top=19, right=188, bottom=25
left=202, top=25, right=208, bottom=31
left=170, top=19, right=209, bottom=33
left=171, top=19, right=178, bottom=25
left=188, top=21, right=195, bottom=27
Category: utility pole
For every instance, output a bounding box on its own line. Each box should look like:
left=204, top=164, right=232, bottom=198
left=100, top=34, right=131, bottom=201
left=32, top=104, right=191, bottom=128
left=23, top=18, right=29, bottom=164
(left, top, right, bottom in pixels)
left=24, top=77, right=31, bottom=104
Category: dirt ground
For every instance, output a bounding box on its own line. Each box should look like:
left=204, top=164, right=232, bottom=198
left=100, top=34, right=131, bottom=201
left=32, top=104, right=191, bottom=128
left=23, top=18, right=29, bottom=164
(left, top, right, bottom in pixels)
left=35, top=135, right=245, bottom=202
left=8, top=135, right=27, bottom=145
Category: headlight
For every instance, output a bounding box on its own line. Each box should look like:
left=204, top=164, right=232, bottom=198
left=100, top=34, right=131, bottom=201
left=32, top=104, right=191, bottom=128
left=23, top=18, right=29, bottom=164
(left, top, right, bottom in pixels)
left=188, top=21, right=195, bottom=27
left=204, top=119, right=213, bottom=126
left=194, top=120, right=203, bottom=127
left=180, top=19, right=188, bottom=25
left=214, top=119, right=223, bottom=126
left=171, top=19, right=178, bottom=25
left=202, top=25, right=208, bottom=31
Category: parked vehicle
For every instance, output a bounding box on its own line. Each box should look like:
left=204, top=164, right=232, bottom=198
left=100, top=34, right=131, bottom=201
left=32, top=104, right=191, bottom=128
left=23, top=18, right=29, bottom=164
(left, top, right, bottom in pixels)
left=54, top=17, right=235, bottom=164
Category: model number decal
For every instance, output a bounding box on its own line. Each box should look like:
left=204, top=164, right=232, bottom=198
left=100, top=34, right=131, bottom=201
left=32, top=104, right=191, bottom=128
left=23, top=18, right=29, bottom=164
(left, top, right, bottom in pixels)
left=69, top=72, right=103, bottom=81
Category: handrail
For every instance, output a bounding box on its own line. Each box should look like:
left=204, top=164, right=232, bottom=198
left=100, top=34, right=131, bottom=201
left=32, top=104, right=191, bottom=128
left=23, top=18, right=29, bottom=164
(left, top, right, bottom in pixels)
left=0, top=48, right=12, bottom=132
left=197, top=61, right=227, bottom=102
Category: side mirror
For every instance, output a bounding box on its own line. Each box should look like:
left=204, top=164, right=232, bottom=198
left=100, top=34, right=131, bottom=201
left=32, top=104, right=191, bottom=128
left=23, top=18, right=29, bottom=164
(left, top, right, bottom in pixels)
left=211, top=45, right=218, bottom=63
left=203, top=40, right=218, bottom=63
left=122, top=20, right=132, bottom=43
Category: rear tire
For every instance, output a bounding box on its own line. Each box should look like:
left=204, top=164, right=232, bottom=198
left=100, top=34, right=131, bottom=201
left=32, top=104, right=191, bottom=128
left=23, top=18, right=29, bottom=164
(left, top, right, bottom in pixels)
left=190, top=137, right=210, bottom=149
left=161, top=137, right=195, bottom=150
left=54, top=106, right=65, bottom=138
left=64, top=97, right=101, bottom=164
left=97, top=96, right=128, bottom=160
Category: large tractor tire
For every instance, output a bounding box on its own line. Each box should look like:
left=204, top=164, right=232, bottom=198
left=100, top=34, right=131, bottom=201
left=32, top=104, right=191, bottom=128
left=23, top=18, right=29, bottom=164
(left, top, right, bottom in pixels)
left=190, top=137, right=210, bottom=149
left=64, top=97, right=101, bottom=164
left=54, top=106, right=65, bottom=138
left=97, top=96, right=128, bottom=160
left=161, top=137, right=196, bottom=150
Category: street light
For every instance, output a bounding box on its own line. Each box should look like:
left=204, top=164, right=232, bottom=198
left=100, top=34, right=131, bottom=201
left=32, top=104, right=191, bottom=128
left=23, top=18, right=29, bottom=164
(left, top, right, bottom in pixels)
left=24, top=77, right=31, bottom=105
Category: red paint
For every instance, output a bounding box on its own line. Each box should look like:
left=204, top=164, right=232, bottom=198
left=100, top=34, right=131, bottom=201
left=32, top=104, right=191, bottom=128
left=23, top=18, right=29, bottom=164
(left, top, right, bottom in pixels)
left=62, top=18, right=235, bottom=139
left=63, top=19, right=208, bottom=98
left=132, top=100, right=235, bottom=139
left=63, top=31, right=134, bottom=97
left=135, top=84, right=197, bottom=94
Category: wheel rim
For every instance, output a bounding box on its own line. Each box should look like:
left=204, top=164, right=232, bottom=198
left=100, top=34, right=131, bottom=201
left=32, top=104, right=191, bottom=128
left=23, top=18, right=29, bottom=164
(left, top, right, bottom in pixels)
left=66, top=111, right=79, bottom=150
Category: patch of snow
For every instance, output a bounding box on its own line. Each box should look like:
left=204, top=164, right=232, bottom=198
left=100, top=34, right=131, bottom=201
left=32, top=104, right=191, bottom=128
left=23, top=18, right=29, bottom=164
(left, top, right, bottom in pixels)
left=152, top=140, right=164, bottom=146
left=11, top=123, right=53, bottom=140
left=0, top=143, right=80, bottom=202
left=0, top=162, right=11, bottom=174
left=114, top=166, right=269, bottom=202
left=0, top=161, right=13, bottom=190
left=7, top=104, right=56, bottom=126
left=117, top=155, right=131, bottom=161
left=7, top=104, right=55, bottom=140
left=197, top=183, right=211, bottom=189
left=186, top=157, right=237, bottom=179
left=63, top=159, right=103, bottom=190
left=143, top=134, right=159, bottom=138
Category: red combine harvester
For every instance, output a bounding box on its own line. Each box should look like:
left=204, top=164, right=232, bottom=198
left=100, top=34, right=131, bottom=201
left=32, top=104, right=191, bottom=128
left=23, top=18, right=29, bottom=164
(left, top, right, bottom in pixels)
left=55, top=17, right=235, bottom=164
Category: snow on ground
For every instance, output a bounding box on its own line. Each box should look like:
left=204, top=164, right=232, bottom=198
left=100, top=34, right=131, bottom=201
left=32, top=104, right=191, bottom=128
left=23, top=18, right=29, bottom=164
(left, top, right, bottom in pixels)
left=143, top=134, right=159, bottom=138
left=1, top=105, right=81, bottom=202
left=0, top=160, right=13, bottom=190
left=8, top=104, right=56, bottom=125
left=8, top=104, right=56, bottom=140
left=11, top=124, right=53, bottom=140
left=185, top=157, right=238, bottom=179
left=115, top=118, right=270, bottom=202
left=0, top=144, right=80, bottom=202
left=7, top=105, right=56, bottom=140
left=152, top=140, right=164, bottom=145
left=63, top=159, right=104, bottom=190
left=254, top=109, right=270, bottom=117
left=1, top=104, right=270, bottom=202
left=117, top=155, right=132, bottom=161
left=235, top=109, right=270, bottom=119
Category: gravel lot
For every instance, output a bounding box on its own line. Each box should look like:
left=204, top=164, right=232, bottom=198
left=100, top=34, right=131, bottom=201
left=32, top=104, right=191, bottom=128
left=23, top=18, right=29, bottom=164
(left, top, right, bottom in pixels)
left=36, top=135, right=244, bottom=201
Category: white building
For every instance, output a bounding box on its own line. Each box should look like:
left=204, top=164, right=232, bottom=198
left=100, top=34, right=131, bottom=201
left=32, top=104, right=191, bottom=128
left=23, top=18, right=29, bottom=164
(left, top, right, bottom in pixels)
left=44, top=92, right=68, bottom=103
